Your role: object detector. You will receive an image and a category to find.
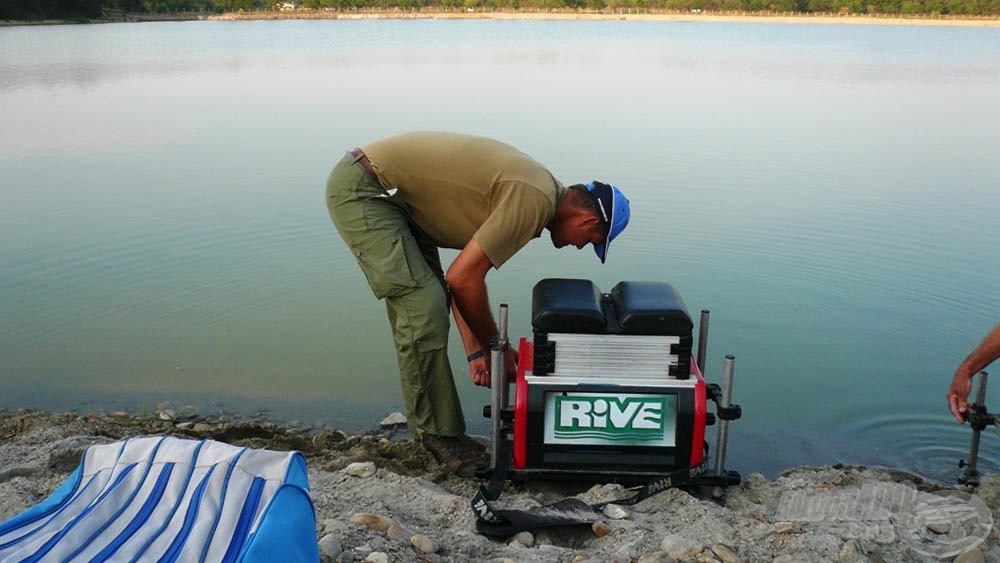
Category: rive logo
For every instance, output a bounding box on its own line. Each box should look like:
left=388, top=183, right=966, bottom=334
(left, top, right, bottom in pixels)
left=554, top=395, right=665, bottom=442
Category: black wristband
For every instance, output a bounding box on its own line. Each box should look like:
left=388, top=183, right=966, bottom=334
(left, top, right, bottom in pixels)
left=467, top=349, right=486, bottom=363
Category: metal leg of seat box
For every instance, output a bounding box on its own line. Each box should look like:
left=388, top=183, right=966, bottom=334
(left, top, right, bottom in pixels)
left=713, top=355, right=737, bottom=499
left=697, top=309, right=710, bottom=375
left=490, top=304, right=510, bottom=474
left=959, top=371, right=993, bottom=487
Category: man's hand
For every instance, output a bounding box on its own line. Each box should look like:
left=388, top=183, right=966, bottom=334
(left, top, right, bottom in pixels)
left=947, top=324, right=1000, bottom=424
left=467, top=347, right=519, bottom=388
left=948, top=371, right=972, bottom=424
left=469, top=356, right=490, bottom=387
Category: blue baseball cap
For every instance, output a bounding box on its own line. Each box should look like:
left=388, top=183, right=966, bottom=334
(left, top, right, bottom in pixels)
left=586, top=181, right=631, bottom=264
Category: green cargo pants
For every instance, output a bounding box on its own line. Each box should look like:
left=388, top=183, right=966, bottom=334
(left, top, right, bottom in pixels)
left=325, top=150, right=466, bottom=437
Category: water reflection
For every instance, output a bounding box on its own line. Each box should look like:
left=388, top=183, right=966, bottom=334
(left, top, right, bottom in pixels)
left=1, top=19, right=999, bottom=479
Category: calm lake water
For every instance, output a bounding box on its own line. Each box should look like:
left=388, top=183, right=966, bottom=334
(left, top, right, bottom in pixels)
left=1, top=18, right=998, bottom=480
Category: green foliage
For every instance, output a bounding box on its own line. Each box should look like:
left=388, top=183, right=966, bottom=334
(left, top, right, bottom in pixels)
left=1, top=0, right=104, bottom=19
left=2, top=0, right=997, bottom=20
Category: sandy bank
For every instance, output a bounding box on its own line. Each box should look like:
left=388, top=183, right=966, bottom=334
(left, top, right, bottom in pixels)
left=1, top=409, right=998, bottom=562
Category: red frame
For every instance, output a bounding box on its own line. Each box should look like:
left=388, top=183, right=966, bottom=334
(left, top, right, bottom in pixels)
left=513, top=337, right=532, bottom=469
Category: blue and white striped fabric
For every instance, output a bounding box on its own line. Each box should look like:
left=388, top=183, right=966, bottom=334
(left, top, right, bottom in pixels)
left=0, top=436, right=318, bottom=562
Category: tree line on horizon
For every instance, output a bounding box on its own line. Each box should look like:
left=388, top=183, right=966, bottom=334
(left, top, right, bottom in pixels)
left=3, top=0, right=998, bottom=22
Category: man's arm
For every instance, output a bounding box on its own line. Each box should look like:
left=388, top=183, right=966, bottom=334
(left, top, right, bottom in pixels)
left=948, top=323, right=1000, bottom=423
left=446, top=238, right=496, bottom=353
left=446, top=238, right=499, bottom=387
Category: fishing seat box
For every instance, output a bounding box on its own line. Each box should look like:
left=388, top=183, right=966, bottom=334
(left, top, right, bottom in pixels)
left=512, top=278, right=705, bottom=481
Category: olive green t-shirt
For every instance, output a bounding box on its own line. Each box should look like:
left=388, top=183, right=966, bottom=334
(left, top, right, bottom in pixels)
left=362, top=131, right=566, bottom=268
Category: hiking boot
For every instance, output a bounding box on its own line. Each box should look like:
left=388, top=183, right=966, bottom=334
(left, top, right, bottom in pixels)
left=420, top=434, right=486, bottom=478
left=458, top=433, right=487, bottom=454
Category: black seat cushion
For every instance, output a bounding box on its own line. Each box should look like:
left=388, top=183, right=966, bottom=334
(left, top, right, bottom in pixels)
left=611, top=281, right=693, bottom=335
left=531, top=278, right=606, bottom=334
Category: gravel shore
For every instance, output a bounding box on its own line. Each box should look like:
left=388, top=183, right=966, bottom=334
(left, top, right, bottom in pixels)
left=1, top=409, right=997, bottom=562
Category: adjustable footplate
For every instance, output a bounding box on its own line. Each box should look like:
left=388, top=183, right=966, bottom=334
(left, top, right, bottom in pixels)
left=487, top=278, right=740, bottom=489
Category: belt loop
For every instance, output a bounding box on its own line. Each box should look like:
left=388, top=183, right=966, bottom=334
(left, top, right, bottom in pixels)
left=351, top=148, right=379, bottom=181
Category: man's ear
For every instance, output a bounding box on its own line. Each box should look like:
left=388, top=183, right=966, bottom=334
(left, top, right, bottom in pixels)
left=579, top=213, right=601, bottom=229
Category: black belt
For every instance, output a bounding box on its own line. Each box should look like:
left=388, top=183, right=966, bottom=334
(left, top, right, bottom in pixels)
left=350, top=148, right=377, bottom=180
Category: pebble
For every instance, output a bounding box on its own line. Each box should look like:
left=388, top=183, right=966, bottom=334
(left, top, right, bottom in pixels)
left=926, top=520, right=951, bottom=534
left=511, top=531, right=534, bottom=547
left=710, top=543, right=738, bottom=563
left=380, top=412, right=408, bottom=427
left=601, top=504, right=628, bottom=520
left=318, top=533, right=342, bottom=560
left=410, top=534, right=439, bottom=554
left=533, top=530, right=554, bottom=546
left=313, top=430, right=348, bottom=448
left=158, top=410, right=176, bottom=421
left=660, top=534, right=703, bottom=560
left=344, top=462, right=376, bottom=478
left=774, top=521, right=796, bottom=534
left=350, top=513, right=396, bottom=532
left=856, top=539, right=878, bottom=555
left=955, top=547, right=986, bottom=563
left=707, top=531, right=728, bottom=545
left=838, top=540, right=858, bottom=561
left=385, top=522, right=411, bottom=541
left=362, top=552, right=388, bottom=563
left=592, top=521, right=612, bottom=538
left=636, top=552, right=672, bottom=563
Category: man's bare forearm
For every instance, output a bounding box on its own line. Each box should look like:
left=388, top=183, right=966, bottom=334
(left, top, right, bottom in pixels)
left=448, top=276, right=496, bottom=354
left=956, top=323, right=1000, bottom=380
left=445, top=238, right=498, bottom=355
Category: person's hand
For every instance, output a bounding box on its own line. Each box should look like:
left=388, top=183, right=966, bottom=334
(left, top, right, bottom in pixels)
left=468, top=348, right=519, bottom=388
left=947, top=371, right=973, bottom=424
left=469, top=356, right=490, bottom=388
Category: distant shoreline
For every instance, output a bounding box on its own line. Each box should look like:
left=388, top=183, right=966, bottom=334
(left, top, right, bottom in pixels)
left=214, top=9, right=1000, bottom=27
left=4, top=9, right=999, bottom=27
